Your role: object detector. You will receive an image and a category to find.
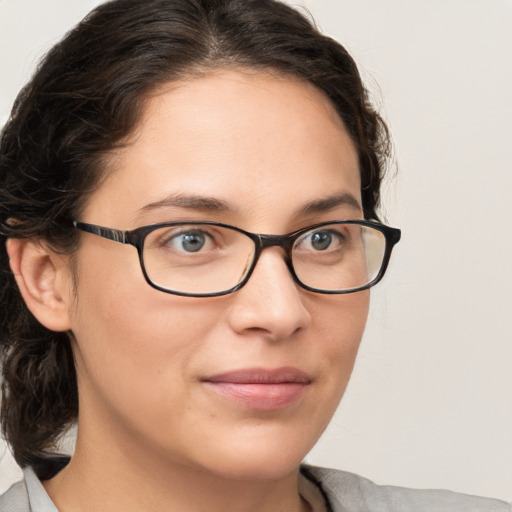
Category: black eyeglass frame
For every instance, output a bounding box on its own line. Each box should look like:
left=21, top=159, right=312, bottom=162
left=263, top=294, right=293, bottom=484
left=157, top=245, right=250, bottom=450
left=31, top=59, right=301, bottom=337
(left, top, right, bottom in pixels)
left=73, top=219, right=401, bottom=297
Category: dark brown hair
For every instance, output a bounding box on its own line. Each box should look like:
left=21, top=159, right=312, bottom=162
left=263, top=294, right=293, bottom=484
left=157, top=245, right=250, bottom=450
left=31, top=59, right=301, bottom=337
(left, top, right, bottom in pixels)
left=0, top=0, right=391, bottom=468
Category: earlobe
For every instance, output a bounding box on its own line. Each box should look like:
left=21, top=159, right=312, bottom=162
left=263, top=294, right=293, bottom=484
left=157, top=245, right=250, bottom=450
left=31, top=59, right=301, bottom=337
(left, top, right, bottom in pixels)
left=7, top=238, right=73, bottom=332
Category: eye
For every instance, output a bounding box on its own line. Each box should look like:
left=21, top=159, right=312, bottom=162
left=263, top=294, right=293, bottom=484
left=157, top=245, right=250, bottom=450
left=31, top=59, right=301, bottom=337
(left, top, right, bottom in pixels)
left=165, top=229, right=215, bottom=253
left=298, top=229, right=343, bottom=252
left=309, top=230, right=334, bottom=251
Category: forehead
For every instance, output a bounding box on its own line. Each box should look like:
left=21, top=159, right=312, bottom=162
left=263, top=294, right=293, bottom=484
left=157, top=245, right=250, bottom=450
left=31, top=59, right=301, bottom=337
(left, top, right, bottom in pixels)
left=85, top=70, right=361, bottom=228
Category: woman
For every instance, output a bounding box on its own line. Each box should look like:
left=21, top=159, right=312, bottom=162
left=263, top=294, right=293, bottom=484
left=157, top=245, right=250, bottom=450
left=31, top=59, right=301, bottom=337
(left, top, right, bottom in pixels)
left=0, top=1, right=509, bottom=511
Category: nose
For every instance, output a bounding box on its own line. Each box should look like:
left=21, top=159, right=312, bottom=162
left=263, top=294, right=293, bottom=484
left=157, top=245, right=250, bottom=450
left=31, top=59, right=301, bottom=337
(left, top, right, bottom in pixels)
left=226, top=248, right=311, bottom=340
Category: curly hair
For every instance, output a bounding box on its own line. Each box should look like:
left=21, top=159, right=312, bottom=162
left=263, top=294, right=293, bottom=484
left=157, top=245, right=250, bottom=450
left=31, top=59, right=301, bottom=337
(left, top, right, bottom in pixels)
left=0, top=0, right=391, bottom=468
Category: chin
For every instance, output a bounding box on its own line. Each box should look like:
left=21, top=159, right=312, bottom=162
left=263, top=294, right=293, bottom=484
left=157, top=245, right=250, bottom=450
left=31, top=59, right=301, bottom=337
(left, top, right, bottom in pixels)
left=185, top=425, right=322, bottom=482
left=199, top=453, right=305, bottom=482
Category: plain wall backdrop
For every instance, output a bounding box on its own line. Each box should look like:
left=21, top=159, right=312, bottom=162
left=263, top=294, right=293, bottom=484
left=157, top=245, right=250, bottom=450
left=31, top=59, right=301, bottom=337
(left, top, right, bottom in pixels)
left=1, top=0, right=511, bottom=501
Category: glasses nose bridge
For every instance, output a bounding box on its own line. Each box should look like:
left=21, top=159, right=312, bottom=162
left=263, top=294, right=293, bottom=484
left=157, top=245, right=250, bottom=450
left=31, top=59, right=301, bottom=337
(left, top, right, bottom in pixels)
left=248, top=233, right=296, bottom=289
left=257, top=233, right=295, bottom=253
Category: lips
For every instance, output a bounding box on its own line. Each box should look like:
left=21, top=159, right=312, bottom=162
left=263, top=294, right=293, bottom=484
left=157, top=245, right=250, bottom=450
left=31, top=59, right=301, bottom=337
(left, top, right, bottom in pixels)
left=201, top=367, right=311, bottom=410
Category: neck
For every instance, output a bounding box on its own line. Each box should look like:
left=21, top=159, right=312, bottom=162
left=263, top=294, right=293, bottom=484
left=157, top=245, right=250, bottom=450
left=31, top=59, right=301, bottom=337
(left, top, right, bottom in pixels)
left=43, top=428, right=309, bottom=512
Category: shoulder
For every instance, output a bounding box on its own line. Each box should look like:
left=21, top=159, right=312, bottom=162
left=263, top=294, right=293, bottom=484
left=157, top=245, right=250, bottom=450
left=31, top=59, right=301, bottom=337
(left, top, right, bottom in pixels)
left=0, top=462, right=62, bottom=512
left=0, top=480, right=31, bottom=512
left=301, top=465, right=512, bottom=512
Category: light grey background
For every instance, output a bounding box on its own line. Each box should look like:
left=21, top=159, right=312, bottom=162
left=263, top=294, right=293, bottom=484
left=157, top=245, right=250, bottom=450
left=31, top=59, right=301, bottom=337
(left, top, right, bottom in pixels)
left=1, top=0, right=511, bottom=501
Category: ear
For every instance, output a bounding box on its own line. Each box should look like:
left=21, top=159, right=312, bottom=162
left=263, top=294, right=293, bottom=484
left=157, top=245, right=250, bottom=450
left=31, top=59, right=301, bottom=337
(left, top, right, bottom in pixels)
left=7, top=238, right=73, bottom=332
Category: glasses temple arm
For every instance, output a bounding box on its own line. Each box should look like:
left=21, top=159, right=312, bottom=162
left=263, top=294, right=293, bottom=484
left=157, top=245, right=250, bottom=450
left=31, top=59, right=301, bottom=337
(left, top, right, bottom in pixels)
left=73, top=221, right=128, bottom=244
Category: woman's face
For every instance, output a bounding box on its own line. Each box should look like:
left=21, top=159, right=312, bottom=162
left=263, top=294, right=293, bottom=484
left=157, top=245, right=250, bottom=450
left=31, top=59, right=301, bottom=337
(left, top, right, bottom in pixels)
left=67, top=70, right=369, bottom=479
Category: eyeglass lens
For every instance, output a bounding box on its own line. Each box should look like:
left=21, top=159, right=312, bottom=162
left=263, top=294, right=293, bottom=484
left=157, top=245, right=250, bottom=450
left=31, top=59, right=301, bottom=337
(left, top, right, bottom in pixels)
left=141, top=222, right=386, bottom=295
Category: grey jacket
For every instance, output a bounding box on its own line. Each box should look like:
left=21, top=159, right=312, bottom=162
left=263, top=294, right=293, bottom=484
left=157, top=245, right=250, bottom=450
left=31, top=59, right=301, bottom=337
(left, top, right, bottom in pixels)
left=1, top=464, right=510, bottom=512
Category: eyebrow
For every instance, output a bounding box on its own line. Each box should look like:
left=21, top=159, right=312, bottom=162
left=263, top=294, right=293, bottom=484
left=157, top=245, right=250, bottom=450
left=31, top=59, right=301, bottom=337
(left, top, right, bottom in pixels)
left=138, top=191, right=361, bottom=217
left=296, top=192, right=362, bottom=216
left=138, top=194, right=238, bottom=214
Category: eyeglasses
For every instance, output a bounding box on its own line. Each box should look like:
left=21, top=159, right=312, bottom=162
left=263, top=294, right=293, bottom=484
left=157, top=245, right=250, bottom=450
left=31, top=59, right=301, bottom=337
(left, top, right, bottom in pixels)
left=73, top=220, right=401, bottom=297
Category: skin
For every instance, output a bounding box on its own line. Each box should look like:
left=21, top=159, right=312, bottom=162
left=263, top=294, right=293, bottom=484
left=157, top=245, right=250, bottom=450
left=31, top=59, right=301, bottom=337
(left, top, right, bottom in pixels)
left=9, top=70, right=369, bottom=512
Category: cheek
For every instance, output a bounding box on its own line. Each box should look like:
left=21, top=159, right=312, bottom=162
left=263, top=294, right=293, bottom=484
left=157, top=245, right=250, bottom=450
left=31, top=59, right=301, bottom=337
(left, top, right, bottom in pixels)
left=68, top=247, right=223, bottom=416
left=312, top=289, right=369, bottom=355
left=71, top=240, right=218, bottom=345
left=310, top=290, right=369, bottom=396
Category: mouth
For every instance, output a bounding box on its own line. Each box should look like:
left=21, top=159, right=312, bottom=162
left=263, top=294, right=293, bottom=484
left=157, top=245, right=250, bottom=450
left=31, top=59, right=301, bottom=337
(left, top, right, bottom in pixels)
left=201, top=367, right=311, bottom=410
